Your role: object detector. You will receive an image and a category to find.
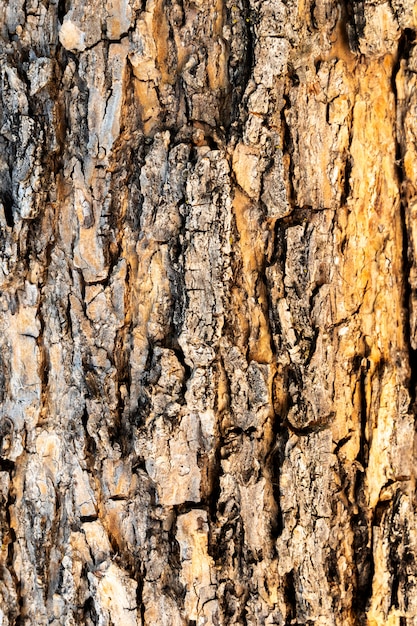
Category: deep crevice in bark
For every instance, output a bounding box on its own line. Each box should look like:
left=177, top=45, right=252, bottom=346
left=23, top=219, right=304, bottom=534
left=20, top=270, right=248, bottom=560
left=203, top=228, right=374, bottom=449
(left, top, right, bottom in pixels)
left=351, top=504, right=373, bottom=617
left=267, top=427, right=287, bottom=539
left=83, top=596, right=99, bottom=626
left=283, top=570, right=297, bottom=624
left=57, top=0, right=67, bottom=25
left=392, top=30, right=417, bottom=410
left=281, top=95, right=296, bottom=210
left=81, top=406, right=97, bottom=457
left=344, top=0, right=365, bottom=52
left=357, top=359, right=369, bottom=468
left=1, top=190, right=15, bottom=228
left=226, top=0, right=255, bottom=136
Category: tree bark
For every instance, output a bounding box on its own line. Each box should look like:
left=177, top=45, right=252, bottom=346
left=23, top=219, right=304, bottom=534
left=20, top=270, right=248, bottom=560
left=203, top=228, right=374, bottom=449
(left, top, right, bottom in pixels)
left=1, top=0, right=417, bottom=624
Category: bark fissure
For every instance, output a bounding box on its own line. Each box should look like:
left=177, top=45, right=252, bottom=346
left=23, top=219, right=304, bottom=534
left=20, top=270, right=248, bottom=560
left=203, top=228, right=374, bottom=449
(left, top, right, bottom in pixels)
left=393, top=28, right=417, bottom=409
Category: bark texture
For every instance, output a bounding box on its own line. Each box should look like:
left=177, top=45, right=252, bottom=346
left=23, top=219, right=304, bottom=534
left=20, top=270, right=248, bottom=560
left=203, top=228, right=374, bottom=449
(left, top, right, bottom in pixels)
left=1, top=0, right=417, bottom=624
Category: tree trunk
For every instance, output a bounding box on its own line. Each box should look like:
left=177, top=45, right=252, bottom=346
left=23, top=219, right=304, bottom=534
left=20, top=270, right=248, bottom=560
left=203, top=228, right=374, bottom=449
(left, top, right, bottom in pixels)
left=1, top=0, right=417, bottom=624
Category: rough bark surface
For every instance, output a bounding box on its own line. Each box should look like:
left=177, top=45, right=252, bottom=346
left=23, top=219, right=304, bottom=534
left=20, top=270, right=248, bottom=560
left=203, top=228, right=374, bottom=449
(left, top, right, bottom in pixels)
left=1, top=0, right=417, bottom=624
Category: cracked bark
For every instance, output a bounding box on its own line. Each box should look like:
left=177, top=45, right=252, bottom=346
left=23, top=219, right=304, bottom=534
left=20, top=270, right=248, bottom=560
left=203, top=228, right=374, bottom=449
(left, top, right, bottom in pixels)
left=1, top=0, right=417, bottom=624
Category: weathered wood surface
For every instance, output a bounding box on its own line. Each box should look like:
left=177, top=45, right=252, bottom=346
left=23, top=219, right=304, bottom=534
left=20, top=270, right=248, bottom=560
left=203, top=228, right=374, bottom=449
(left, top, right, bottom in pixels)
left=1, top=0, right=417, bottom=624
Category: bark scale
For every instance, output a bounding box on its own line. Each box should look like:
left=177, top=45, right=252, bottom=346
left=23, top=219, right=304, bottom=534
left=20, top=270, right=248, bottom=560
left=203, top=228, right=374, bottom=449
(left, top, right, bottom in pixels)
left=0, top=0, right=417, bottom=624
